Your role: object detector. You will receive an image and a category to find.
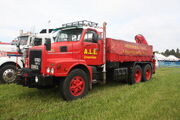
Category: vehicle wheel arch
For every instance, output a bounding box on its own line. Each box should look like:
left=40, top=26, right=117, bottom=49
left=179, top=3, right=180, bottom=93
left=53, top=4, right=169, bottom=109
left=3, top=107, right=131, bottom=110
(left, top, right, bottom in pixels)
left=0, top=62, right=21, bottom=69
left=133, top=62, right=153, bottom=69
left=69, top=64, right=91, bottom=82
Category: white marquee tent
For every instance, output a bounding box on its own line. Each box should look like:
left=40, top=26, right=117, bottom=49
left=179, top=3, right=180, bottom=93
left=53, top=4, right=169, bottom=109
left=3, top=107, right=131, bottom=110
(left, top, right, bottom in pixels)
left=155, top=53, right=168, bottom=61
left=166, top=55, right=179, bottom=61
left=155, top=53, right=179, bottom=61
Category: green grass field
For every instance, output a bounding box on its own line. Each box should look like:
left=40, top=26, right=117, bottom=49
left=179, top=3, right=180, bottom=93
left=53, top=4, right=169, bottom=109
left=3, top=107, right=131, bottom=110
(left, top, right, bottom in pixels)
left=0, top=68, right=180, bottom=120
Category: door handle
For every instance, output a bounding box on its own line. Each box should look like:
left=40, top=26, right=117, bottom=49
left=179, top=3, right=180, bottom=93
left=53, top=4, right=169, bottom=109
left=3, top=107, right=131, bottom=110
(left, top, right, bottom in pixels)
left=94, top=48, right=99, bottom=51
left=85, top=44, right=91, bottom=47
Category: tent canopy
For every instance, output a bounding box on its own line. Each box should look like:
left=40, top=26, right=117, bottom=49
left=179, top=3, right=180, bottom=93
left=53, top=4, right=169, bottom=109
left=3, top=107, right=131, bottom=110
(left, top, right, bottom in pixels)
left=155, top=53, right=179, bottom=61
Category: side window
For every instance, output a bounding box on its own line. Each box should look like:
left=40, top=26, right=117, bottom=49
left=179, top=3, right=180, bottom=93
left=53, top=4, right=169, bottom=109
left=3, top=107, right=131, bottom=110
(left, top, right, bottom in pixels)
left=33, top=38, right=42, bottom=46
left=45, top=38, right=51, bottom=43
left=29, top=37, right=32, bottom=44
left=84, top=30, right=98, bottom=43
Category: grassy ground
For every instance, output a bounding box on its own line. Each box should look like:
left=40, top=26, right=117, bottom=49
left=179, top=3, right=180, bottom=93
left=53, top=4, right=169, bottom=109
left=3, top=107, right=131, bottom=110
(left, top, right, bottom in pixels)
left=0, top=68, right=180, bottom=120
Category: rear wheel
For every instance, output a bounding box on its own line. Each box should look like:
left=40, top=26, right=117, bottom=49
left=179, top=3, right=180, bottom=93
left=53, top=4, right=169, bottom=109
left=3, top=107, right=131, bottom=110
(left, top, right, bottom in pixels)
left=142, top=64, right=152, bottom=81
left=128, top=65, right=142, bottom=84
left=0, top=64, right=18, bottom=84
left=60, top=69, right=89, bottom=101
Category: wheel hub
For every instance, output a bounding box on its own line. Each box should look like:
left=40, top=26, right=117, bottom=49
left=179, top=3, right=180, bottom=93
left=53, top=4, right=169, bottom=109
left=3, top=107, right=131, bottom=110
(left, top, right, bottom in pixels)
left=134, top=69, right=142, bottom=83
left=3, top=69, right=16, bottom=83
left=70, top=76, right=85, bottom=96
left=146, top=69, right=151, bottom=80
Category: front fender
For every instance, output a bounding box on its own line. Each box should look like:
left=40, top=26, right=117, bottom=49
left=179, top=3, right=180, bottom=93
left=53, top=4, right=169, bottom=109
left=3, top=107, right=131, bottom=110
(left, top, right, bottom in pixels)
left=46, top=58, right=89, bottom=77
left=0, top=56, right=23, bottom=68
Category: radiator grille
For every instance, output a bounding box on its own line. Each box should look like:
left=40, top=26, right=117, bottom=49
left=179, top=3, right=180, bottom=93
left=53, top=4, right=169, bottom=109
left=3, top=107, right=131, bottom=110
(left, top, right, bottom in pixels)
left=29, top=50, right=42, bottom=72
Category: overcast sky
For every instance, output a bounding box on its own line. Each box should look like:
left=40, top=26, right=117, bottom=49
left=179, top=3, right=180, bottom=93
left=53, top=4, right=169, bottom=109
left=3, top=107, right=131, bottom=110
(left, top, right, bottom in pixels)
left=0, top=0, right=179, bottom=52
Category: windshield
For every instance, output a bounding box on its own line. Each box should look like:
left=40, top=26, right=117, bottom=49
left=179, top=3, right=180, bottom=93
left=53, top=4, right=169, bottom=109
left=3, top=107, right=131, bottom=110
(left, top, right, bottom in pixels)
left=30, top=38, right=42, bottom=46
left=17, top=36, right=28, bottom=45
left=55, top=28, right=82, bottom=42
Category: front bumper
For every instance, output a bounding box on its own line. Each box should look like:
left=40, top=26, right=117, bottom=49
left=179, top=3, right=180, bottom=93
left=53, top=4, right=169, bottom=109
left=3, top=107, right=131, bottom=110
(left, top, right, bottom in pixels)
left=18, top=68, right=39, bottom=78
left=17, top=68, right=53, bottom=88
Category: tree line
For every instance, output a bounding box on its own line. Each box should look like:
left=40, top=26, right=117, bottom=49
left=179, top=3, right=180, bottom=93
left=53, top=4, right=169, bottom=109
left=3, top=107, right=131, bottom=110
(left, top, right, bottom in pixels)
left=160, top=48, right=180, bottom=58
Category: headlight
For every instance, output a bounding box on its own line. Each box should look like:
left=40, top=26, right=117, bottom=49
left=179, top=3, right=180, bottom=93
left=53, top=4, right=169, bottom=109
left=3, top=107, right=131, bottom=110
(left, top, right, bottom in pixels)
left=47, top=67, right=50, bottom=73
left=35, top=76, right=38, bottom=83
left=51, top=68, right=54, bottom=74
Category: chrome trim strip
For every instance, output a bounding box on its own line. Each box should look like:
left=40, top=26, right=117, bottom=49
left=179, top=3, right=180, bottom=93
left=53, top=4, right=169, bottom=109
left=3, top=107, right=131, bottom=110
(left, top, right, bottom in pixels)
left=47, top=52, right=73, bottom=54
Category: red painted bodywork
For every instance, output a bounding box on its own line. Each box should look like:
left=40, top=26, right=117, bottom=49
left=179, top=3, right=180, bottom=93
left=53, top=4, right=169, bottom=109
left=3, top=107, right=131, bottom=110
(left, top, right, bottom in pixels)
left=106, top=38, right=153, bottom=62
left=27, top=27, right=155, bottom=82
left=0, top=42, right=10, bottom=45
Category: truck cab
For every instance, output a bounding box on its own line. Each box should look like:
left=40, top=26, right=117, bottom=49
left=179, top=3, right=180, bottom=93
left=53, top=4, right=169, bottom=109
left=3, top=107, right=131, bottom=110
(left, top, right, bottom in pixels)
left=23, top=21, right=104, bottom=76
left=19, top=21, right=105, bottom=99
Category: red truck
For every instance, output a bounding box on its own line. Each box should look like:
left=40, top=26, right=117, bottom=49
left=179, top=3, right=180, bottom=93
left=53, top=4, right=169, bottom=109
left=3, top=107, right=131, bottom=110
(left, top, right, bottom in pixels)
left=18, top=20, right=155, bottom=100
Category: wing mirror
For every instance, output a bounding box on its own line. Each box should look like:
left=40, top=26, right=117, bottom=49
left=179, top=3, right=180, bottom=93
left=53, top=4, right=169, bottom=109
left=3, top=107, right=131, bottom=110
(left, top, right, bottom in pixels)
left=92, top=33, right=98, bottom=43
left=16, top=41, right=22, bottom=54
left=44, top=38, right=51, bottom=51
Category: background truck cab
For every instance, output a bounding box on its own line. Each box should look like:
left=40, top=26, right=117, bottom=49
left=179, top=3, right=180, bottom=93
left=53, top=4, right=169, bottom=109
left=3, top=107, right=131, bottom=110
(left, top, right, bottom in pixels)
left=0, top=31, right=54, bottom=84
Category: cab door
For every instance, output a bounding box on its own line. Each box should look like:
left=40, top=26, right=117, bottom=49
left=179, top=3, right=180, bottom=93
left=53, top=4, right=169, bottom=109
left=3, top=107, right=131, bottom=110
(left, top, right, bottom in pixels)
left=82, top=30, right=101, bottom=65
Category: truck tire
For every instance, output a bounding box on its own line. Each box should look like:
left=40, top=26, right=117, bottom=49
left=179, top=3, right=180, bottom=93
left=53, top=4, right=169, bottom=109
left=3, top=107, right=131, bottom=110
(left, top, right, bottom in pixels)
left=0, top=64, right=18, bottom=84
left=60, top=69, right=89, bottom=101
left=128, top=65, right=142, bottom=84
left=142, top=64, right=152, bottom=82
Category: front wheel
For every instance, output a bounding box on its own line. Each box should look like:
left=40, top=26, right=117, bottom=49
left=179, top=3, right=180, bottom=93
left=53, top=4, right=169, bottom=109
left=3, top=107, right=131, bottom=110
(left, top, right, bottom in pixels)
left=0, top=64, right=18, bottom=84
left=60, top=69, right=89, bottom=101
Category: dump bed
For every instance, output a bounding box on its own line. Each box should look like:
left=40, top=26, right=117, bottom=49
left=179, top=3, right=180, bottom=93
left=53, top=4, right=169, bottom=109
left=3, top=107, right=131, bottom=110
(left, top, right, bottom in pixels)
left=106, top=38, right=153, bottom=62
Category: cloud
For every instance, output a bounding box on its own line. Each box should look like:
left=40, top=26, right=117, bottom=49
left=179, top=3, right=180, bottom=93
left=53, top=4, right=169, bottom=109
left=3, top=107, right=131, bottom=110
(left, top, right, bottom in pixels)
left=110, top=13, right=180, bottom=51
left=0, top=0, right=179, bottom=52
